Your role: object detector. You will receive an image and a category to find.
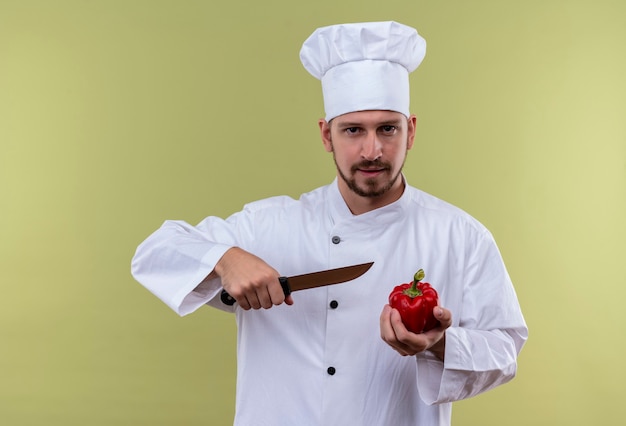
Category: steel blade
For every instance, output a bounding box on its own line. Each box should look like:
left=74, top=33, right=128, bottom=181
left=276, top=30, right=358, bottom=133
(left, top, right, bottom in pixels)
left=287, top=262, right=374, bottom=292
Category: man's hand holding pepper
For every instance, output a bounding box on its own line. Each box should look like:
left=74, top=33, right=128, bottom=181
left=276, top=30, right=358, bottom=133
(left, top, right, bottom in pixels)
left=379, top=305, right=452, bottom=361
left=213, top=247, right=294, bottom=310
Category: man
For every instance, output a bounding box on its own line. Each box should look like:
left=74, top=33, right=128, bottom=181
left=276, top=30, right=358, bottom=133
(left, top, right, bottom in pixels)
left=132, top=21, right=527, bottom=425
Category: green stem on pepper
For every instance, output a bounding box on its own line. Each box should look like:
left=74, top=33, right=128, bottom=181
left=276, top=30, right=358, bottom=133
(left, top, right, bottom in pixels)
left=403, top=269, right=426, bottom=298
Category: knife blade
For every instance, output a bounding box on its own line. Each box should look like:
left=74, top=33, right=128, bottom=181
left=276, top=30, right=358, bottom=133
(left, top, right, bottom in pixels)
left=220, top=261, right=374, bottom=306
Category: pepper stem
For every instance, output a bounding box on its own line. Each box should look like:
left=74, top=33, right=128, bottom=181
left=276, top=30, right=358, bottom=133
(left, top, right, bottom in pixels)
left=403, top=269, right=425, bottom=298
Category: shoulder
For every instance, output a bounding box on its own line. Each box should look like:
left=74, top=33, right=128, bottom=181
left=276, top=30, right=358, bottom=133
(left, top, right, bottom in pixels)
left=241, top=184, right=330, bottom=214
left=404, top=185, right=491, bottom=236
left=242, top=195, right=298, bottom=213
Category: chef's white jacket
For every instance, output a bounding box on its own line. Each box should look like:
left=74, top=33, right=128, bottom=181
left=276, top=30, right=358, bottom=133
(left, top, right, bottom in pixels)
left=132, top=179, right=527, bottom=426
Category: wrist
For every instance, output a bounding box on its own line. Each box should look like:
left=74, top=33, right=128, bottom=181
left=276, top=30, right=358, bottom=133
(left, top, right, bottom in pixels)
left=428, top=333, right=446, bottom=361
left=213, top=246, right=239, bottom=277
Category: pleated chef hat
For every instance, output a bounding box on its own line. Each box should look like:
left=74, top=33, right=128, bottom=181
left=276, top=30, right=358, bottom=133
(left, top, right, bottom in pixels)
left=300, top=21, right=426, bottom=121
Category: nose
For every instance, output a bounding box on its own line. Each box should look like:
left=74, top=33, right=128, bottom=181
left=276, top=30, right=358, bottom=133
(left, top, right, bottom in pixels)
left=361, top=133, right=382, bottom=161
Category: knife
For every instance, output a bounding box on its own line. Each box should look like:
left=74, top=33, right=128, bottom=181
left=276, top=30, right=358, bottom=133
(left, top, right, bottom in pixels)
left=220, top=261, right=374, bottom=306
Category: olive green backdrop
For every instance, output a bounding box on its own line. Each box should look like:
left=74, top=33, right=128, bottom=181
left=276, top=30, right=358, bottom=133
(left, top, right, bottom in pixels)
left=1, top=0, right=624, bottom=425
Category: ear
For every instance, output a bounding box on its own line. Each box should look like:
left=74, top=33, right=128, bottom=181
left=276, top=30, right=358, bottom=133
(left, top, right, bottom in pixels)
left=318, top=119, right=333, bottom=152
left=406, top=114, right=417, bottom=150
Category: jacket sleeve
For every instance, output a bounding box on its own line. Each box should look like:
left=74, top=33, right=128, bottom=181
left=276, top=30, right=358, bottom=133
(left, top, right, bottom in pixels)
left=130, top=217, right=238, bottom=316
left=416, top=226, right=528, bottom=404
left=130, top=196, right=296, bottom=316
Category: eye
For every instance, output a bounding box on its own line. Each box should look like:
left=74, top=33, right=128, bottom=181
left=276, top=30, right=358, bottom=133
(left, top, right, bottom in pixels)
left=380, top=125, right=397, bottom=135
left=345, top=127, right=360, bottom=135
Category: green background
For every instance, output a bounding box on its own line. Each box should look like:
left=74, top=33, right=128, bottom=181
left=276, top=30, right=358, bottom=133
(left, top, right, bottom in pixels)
left=1, top=0, right=625, bottom=424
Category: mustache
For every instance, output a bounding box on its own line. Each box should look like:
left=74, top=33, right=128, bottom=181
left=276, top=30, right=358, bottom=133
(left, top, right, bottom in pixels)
left=351, top=159, right=391, bottom=172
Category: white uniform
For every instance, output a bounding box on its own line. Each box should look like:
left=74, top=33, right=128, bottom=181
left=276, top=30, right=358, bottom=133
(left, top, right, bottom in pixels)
left=131, top=179, right=527, bottom=425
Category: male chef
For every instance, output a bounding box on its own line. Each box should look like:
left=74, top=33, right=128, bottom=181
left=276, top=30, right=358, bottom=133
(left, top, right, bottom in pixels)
left=132, top=21, right=527, bottom=425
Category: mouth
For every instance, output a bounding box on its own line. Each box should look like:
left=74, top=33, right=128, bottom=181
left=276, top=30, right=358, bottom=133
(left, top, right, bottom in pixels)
left=351, top=160, right=391, bottom=179
left=357, top=168, right=386, bottom=177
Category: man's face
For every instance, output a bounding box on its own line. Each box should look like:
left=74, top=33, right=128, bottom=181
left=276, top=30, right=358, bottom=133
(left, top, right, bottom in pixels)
left=319, top=110, right=416, bottom=204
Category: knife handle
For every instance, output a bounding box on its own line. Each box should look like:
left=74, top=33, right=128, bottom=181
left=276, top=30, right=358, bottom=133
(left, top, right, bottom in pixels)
left=220, top=277, right=291, bottom=306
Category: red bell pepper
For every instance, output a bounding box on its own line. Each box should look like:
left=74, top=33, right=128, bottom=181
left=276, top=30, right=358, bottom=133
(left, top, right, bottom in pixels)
left=388, top=269, right=440, bottom=334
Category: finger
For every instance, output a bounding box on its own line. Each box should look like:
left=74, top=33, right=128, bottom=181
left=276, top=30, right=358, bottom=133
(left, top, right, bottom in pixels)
left=267, top=279, right=286, bottom=307
left=379, top=305, right=395, bottom=342
left=381, top=306, right=414, bottom=356
left=245, top=292, right=262, bottom=310
left=237, top=295, right=251, bottom=311
left=284, top=294, right=294, bottom=305
left=389, top=307, right=409, bottom=338
left=388, top=309, right=414, bottom=352
left=257, top=286, right=275, bottom=309
left=434, top=306, right=452, bottom=329
left=389, top=308, right=432, bottom=355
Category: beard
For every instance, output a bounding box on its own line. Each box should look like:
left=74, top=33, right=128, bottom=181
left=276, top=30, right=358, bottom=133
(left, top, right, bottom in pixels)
left=334, top=156, right=405, bottom=198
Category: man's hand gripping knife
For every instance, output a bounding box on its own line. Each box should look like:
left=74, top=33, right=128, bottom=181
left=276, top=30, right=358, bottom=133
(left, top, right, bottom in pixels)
left=213, top=247, right=294, bottom=310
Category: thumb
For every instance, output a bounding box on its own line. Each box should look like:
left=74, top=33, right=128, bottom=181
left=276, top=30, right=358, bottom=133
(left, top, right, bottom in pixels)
left=434, top=306, right=452, bottom=328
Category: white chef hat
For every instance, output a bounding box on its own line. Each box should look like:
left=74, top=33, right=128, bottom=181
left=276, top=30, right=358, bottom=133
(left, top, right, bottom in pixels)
left=300, top=21, right=426, bottom=121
